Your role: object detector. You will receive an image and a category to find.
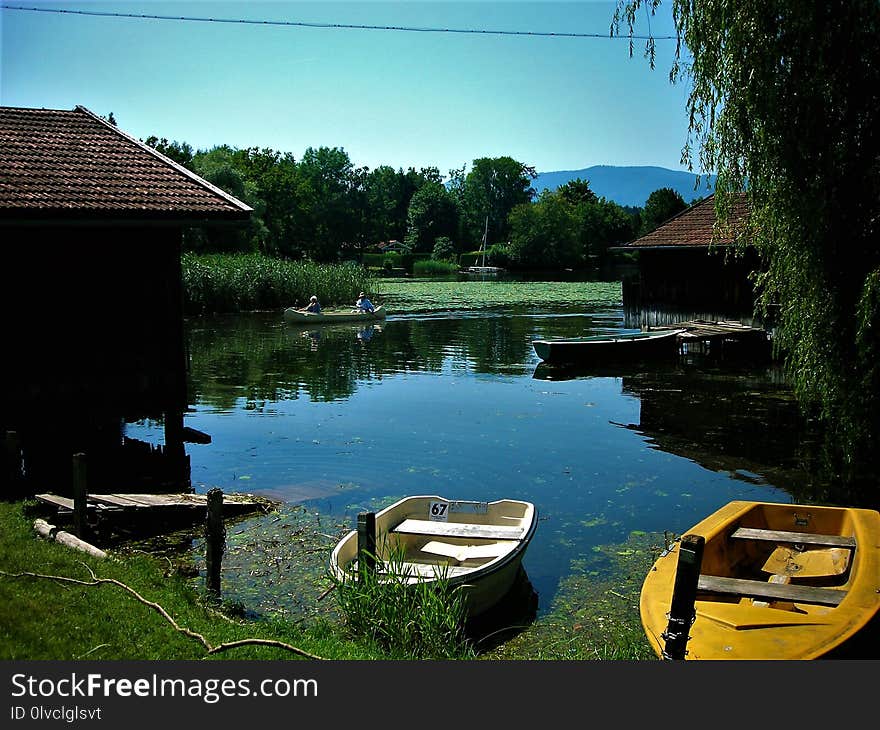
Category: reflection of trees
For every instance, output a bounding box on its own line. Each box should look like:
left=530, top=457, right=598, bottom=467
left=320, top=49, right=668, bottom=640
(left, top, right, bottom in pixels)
left=186, top=311, right=542, bottom=408
left=187, top=315, right=366, bottom=407
left=535, top=359, right=871, bottom=505
left=463, top=316, right=535, bottom=373
left=617, top=365, right=837, bottom=502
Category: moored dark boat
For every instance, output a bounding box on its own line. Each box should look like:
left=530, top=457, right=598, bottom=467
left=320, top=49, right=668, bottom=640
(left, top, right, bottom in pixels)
left=532, top=328, right=685, bottom=364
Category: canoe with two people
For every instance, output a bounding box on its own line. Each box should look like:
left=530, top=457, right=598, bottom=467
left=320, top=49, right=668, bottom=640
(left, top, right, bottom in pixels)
left=283, top=293, right=386, bottom=324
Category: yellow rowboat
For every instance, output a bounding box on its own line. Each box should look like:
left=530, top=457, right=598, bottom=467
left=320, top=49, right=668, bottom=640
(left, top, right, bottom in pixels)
left=330, top=495, right=537, bottom=618
left=640, top=500, right=880, bottom=659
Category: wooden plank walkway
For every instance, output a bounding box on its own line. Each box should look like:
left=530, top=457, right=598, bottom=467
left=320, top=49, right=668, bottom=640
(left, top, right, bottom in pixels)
left=644, top=320, right=771, bottom=357
left=659, top=319, right=768, bottom=342
left=34, top=492, right=269, bottom=518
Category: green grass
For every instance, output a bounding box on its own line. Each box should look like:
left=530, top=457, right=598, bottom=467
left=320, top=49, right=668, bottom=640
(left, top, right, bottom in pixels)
left=0, top=501, right=384, bottom=661
left=412, top=259, right=458, bottom=277
left=179, top=256, right=621, bottom=315
left=0, top=499, right=658, bottom=661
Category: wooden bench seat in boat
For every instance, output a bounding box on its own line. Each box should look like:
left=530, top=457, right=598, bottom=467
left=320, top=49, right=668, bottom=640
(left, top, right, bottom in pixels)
left=391, top=519, right=526, bottom=541
left=752, top=573, right=792, bottom=609
left=418, top=539, right=517, bottom=563
left=381, top=562, right=476, bottom=579
left=697, top=575, right=846, bottom=606
left=730, top=527, right=856, bottom=548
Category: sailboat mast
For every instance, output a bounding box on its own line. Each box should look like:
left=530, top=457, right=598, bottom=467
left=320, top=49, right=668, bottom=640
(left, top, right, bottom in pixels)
left=481, top=215, right=489, bottom=267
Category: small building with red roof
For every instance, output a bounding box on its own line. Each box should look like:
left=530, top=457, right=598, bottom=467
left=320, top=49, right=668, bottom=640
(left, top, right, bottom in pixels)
left=0, top=104, right=252, bottom=495
left=613, top=193, right=759, bottom=326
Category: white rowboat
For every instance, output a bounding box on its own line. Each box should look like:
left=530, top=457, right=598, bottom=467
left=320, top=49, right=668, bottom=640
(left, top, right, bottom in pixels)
left=330, top=495, right=537, bottom=618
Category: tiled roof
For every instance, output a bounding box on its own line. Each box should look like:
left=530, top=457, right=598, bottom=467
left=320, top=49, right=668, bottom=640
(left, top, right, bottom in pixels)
left=0, top=105, right=252, bottom=221
left=622, top=193, right=750, bottom=248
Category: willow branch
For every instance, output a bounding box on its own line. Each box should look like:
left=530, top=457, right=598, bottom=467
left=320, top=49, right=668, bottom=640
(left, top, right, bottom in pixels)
left=0, top=568, right=324, bottom=660
left=207, top=638, right=324, bottom=660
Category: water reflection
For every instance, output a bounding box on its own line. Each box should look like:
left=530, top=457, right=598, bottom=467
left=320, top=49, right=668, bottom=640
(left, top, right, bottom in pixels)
left=536, top=358, right=824, bottom=500
left=467, top=567, right=539, bottom=650
left=186, top=308, right=628, bottom=408
left=162, top=307, right=873, bottom=622
left=183, top=312, right=844, bottom=509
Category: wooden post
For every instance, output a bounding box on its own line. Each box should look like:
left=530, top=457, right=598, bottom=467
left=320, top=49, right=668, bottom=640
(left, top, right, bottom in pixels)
left=205, top=488, right=225, bottom=598
left=72, top=452, right=88, bottom=539
left=661, top=533, right=705, bottom=660
left=357, top=511, right=377, bottom=577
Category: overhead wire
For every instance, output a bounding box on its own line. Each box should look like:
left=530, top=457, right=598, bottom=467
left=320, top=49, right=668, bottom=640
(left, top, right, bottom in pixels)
left=0, top=3, right=676, bottom=41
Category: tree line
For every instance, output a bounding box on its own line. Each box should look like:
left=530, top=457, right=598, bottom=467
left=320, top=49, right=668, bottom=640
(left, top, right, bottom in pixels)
left=144, top=136, right=690, bottom=269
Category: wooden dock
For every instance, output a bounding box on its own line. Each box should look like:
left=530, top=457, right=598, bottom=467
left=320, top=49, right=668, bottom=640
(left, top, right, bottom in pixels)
left=672, top=319, right=766, bottom=339
left=649, top=319, right=771, bottom=356
left=34, top=491, right=270, bottom=519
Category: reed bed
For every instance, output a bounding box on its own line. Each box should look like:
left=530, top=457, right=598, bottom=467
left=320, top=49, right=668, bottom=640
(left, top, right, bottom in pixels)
left=181, top=253, right=375, bottom=315
left=331, top=545, right=475, bottom=660
left=412, top=259, right=458, bottom=277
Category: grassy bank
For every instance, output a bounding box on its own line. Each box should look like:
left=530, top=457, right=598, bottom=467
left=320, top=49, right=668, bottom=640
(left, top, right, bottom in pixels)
left=181, top=253, right=376, bottom=315
left=1, top=499, right=656, bottom=661
left=0, top=500, right=393, bottom=661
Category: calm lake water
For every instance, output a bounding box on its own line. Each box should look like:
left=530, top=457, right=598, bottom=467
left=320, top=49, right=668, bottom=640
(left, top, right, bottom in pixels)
left=126, top=279, right=852, bottom=638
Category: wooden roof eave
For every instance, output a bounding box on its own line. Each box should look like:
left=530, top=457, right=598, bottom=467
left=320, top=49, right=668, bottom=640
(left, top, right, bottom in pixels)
left=608, top=243, right=730, bottom=251
left=0, top=210, right=253, bottom=228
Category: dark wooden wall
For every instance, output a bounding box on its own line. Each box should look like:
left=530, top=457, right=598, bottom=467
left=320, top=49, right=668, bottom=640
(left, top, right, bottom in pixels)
left=1, top=224, right=190, bottom=494
left=623, top=247, right=762, bottom=327
left=3, top=225, right=186, bottom=417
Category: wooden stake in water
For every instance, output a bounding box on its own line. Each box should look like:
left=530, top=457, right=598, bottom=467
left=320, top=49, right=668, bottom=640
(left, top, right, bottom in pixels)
left=661, top=533, right=705, bottom=660
left=357, top=511, right=377, bottom=577
left=206, top=488, right=225, bottom=598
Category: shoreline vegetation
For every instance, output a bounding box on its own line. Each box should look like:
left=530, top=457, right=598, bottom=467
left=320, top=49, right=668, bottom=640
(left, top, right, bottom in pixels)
left=0, top=500, right=451, bottom=661
left=180, top=252, right=624, bottom=316
left=0, top=499, right=654, bottom=660
left=181, top=253, right=376, bottom=316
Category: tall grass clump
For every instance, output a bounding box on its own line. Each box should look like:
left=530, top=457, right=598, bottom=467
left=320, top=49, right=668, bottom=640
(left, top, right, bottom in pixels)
left=413, top=259, right=458, bottom=277
left=181, top=253, right=374, bottom=315
left=331, top=546, right=475, bottom=659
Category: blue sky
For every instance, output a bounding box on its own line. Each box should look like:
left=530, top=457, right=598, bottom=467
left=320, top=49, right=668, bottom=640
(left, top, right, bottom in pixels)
left=1, top=1, right=693, bottom=177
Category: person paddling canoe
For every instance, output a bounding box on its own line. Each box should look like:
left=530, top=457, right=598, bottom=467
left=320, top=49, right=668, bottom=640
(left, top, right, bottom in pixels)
left=355, top=292, right=375, bottom=313
left=298, top=295, right=321, bottom=314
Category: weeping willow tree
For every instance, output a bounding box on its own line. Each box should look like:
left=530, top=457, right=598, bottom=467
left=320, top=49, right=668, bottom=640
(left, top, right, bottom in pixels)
left=614, top=1, right=880, bottom=488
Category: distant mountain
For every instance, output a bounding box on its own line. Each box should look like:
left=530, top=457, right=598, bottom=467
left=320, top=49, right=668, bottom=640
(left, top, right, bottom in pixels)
left=532, top=165, right=716, bottom=208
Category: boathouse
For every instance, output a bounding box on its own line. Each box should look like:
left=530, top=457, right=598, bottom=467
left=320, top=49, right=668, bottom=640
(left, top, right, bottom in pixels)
left=0, top=104, right=252, bottom=495
left=615, top=193, right=758, bottom=327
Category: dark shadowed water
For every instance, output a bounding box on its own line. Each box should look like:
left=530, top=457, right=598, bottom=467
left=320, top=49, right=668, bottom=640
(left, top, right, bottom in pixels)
left=126, top=288, right=853, bottom=628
